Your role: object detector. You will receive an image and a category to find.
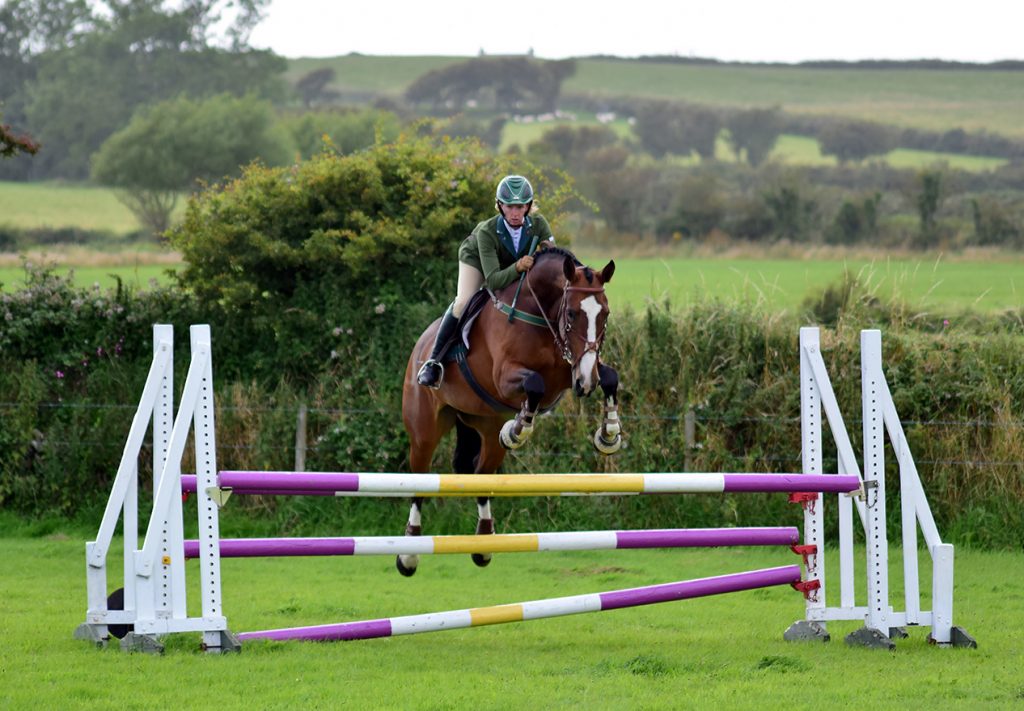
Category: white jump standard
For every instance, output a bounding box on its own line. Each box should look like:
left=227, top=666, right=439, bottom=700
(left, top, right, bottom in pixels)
left=75, top=324, right=975, bottom=653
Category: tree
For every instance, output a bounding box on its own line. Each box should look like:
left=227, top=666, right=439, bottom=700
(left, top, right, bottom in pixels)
left=405, top=57, right=575, bottom=113
left=91, top=93, right=292, bottom=235
left=726, top=107, right=782, bottom=167
left=282, top=108, right=402, bottom=159
left=295, top=67, right=337, bottom=107
left=911, top=168, right=946, bottom=247
left=1, top=116, right=39, bottom=158
left=633, top=101, right=721, bottom=160
left=817, top=121, right=897, bottom=164
left=3, top=0, right=284, bottom=180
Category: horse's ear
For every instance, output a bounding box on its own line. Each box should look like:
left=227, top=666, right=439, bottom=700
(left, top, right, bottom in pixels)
left=601, top=260, right=615, bottom=284
left=562, top=255, right=575, bottom=281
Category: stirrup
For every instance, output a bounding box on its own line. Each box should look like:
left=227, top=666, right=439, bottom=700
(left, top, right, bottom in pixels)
left=417, top=359, right=444, bottom=389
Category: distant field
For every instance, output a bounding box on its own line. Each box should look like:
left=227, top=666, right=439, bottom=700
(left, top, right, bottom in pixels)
left=500, top=124, right=1007, bottom=171
left=0, top=181, right=141, bottom=232
left=4, top=251, right=1021, bottom=316
left=569, top=254, right=1024, bottom=316
left=297, top=55, right=1024, bottom=139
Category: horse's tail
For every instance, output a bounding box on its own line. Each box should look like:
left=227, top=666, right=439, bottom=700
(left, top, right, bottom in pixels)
left=452, top=417, right=481, bottom=474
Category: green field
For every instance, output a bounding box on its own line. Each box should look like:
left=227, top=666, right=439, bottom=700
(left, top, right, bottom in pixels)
left=296, top=55, right=1024, bottom=139
left=1, top=532, right=1019, bottom=708
left=573, top=254, right=1024, bottom=316
left=0, top=181, right=143, bottom=232
left=4, top=253, right=1022, bottom=316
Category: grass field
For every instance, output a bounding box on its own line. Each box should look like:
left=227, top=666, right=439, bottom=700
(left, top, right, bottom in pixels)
left=574, top=253, right=1024, bottom=316
left=1, top=531, right=1020, bottom=709
left=293, top=55, right=1024, bottom=139
left=3, top=251, right=1022, bottom=317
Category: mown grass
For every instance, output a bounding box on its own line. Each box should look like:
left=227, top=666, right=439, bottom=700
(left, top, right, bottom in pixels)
left=3, top=250, right=1023, bottom=316
left=574, top=253, right=1024, bottom=316
left=1, top=532, right=1019, bottom=709
left=296, top=55, right=1024, bottom=138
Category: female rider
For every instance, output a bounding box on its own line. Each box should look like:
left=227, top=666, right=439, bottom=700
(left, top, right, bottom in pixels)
left=416, top=174, right=555, bottom=388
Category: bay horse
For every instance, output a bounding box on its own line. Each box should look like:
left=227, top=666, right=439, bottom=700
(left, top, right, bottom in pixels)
left=399, top=246, right=622, bottom=576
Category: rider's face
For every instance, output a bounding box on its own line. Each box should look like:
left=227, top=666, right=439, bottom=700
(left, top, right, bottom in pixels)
left=501, top=203, right=529, bottom=227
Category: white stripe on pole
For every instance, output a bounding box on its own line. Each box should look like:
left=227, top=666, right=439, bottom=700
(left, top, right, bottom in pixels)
left=643, top=474, right=725, bottom=492
left=391, top=610, right=471, bottom=635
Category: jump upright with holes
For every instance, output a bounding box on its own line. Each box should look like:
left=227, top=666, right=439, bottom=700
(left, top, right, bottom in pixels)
left=75, top=325, right=975, bottom=654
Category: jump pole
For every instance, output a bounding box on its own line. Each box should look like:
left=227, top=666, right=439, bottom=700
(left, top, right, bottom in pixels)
left=237, top=565, right=802, bottom=642
left=186, top=471, right=862, bottom=497
left=183, top=526, right=801, bottom=559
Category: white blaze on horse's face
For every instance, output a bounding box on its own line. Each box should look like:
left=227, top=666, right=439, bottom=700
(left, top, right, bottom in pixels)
left=575, top=295, right=603, bottom=394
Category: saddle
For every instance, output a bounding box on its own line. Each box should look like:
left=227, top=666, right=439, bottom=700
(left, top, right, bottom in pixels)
left=438, top=289, right=491, bottom=362
left=436, top=289, right=563, bottom=416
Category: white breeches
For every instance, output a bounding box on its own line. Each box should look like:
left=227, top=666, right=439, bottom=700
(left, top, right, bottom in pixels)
left=453, top=263, right=484, bottom=318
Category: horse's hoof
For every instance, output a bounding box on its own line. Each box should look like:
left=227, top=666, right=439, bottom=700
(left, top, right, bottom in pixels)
left=396, top=554, right=419, bottom=577
left=593, top=428, right=622, bottom=455
left=500, top=420, right=530, bottom=449
left=471, top=553, right=492, bottom=568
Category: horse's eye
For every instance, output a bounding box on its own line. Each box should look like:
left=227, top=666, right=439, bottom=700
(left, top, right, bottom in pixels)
left=567, top=309, right=577, bottom=321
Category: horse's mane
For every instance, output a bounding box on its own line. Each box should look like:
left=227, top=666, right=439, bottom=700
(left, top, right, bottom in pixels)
left=535, top=245, right=598, bottom=284
left=535, top=245, right=582, bottom=267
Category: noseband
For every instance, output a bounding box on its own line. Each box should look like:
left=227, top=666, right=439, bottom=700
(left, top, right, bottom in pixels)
left=526, top=276, right=608, bottom=367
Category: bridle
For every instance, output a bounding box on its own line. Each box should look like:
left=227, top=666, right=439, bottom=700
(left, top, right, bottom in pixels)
left=525, top=272, right=608, bottom=367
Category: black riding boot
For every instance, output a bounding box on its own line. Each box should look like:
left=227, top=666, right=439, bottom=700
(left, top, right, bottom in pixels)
left=417, top=305, right=460, bottom=389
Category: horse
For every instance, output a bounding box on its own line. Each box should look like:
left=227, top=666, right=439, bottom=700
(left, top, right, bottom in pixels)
left=398, top=246, right=622, bottom=576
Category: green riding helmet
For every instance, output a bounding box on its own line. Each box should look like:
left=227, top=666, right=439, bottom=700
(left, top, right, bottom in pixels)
left=496, top=175, right=534, bottom=205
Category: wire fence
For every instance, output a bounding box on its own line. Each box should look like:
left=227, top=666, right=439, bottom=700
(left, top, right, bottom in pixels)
left=4, top=399, right=1023, bottom=470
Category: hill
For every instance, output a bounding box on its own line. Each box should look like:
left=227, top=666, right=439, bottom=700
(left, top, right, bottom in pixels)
left=287, top=55, right=1024, bottom=139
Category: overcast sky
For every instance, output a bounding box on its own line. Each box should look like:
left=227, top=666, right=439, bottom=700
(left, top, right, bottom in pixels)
left=248, top=0, right=1022, bottom=63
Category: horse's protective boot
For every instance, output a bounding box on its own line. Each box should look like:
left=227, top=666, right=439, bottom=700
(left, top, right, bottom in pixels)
left=417, top=306, right=459, bottom=389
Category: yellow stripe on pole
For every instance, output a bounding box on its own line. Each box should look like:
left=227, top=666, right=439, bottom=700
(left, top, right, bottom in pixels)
left=432, top=534, right=539, bottom=554
left=470, top=604, right=524, bottom=626
left=436, top=474, right=645, bottom=494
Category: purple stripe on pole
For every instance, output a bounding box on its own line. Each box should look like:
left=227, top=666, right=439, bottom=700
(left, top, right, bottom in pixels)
left=217, top=471, right=361, bottom=492
left=615, top=527, right=799, bottom=549
left=721, top=474, right=859, bottom=493
left=599, top=565, right=801, bottom=611
left=238, top=618, right=393, bottom=642
left=183, top=538, right=357, bottom=559
left=180, top=476, right=333, bottom=497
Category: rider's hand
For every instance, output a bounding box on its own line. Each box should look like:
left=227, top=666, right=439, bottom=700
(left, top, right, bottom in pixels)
left=516, top=255, right=534, bottom=273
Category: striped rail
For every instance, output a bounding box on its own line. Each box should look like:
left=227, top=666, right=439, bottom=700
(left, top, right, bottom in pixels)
left=182, top=471, right=861, bottom=497
left=183, top=526, right=801, bottom=559
left=237, top=565, right=803, bottom=642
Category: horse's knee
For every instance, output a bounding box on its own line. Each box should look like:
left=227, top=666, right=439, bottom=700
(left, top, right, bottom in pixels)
left=522, top=371, right=545, bottom=406
left=598, top=363, right=618, bottom=397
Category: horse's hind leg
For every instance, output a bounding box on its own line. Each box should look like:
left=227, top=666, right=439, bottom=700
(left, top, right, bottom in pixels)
left=593, top=363, right=623, bottom=455
left=470, top=427, right=508, bottom=568
left=472, top=497, right=494, bottom=567
left=397, top=403, right=454, bottom=577
left=396, top=496, right=424, bottom=577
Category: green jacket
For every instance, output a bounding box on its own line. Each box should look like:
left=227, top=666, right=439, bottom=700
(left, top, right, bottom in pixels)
left=458, top=213, right=554, bottom=291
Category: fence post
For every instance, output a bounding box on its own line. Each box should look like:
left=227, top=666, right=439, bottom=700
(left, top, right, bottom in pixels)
left=294, top=404, right=308, bottom=472
left=684, top=409, right=696, bottom=471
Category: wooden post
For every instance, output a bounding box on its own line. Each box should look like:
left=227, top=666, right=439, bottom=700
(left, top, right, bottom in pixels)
left=294, top=404, right=308, bottom=472
left=684, top=409, right=696, bottom=471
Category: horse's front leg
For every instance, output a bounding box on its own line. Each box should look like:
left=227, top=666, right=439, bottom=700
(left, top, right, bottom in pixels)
left=396, top=496, right=424, bottom=577
left=498, top=369, right=545, bottom=450
left=593, top=363, right=623, bottom=455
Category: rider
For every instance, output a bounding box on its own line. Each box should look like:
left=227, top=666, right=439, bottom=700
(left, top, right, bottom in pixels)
left=416, top=174, right=555, bottom=389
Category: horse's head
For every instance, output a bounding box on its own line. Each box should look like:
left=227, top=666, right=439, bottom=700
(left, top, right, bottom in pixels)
left=551, top=250, right=615, bottom=397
